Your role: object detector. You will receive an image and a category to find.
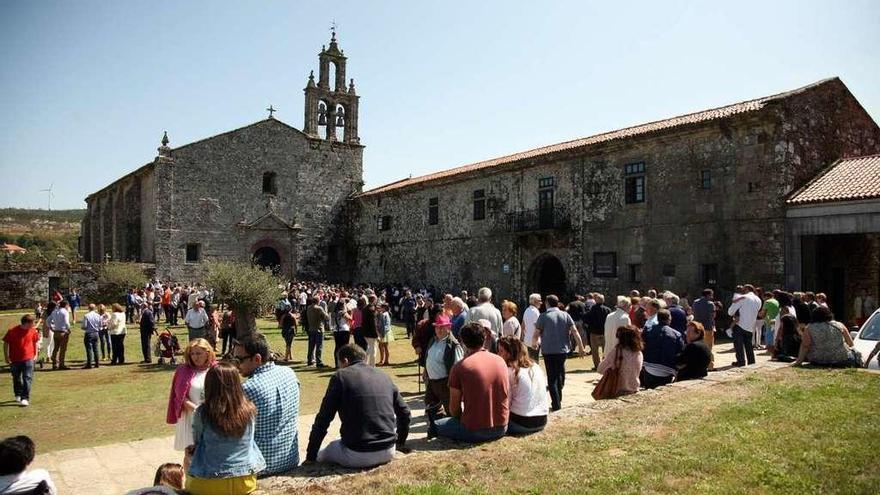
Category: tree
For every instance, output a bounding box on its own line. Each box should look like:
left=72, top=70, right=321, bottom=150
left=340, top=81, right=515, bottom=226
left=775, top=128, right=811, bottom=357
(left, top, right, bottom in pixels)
left=204, top=260, right=282, bottom=337
left=94, top=262, right=146, bottom=304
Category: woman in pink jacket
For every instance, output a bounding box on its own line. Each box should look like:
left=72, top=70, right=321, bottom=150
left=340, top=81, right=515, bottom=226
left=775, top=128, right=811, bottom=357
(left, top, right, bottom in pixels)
left=167, top=338, right=216, bottom=454
left=597, top=324, right=644, bottom=396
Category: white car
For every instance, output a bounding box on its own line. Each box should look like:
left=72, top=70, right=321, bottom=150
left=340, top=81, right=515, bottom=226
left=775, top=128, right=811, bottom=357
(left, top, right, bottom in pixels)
left=852, top=308, right=880, bottom=369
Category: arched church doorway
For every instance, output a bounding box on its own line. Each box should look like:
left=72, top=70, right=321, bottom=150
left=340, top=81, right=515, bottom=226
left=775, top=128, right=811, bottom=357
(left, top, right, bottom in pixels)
left=252, top=246, right=281, bottom=274
left=528, top=254, right=567, bottom=298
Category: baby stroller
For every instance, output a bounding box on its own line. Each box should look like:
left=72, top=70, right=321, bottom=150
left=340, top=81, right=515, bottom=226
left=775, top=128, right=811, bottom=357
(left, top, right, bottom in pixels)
left=155, top=329, right=180, bottom=365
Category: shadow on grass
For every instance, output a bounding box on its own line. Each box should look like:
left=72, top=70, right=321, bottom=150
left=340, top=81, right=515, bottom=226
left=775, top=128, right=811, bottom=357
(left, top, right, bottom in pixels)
left=131, top=363, right=179, bottom=373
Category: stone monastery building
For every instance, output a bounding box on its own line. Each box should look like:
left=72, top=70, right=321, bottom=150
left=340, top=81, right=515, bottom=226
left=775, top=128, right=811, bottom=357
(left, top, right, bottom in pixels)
left=82, top=34, right=880, bottom=322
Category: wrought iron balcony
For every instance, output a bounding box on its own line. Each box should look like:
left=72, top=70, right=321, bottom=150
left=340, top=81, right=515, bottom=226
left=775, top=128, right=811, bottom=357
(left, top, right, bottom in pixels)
left=505, top=207, right=571, bottom=233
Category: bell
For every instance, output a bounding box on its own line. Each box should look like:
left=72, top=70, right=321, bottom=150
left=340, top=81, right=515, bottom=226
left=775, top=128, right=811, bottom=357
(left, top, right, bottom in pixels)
left=336, top=115, right=345, bottom=127
left=317, top=112, right=327, bottom=126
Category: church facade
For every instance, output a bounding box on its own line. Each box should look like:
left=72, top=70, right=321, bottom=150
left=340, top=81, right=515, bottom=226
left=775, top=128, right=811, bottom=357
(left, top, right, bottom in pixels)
left=81, top=33, right=363, bottom=281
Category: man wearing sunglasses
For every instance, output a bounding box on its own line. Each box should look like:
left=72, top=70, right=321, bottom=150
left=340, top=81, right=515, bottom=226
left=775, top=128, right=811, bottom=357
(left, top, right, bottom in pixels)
left=234, top=333, right=301, bottom=475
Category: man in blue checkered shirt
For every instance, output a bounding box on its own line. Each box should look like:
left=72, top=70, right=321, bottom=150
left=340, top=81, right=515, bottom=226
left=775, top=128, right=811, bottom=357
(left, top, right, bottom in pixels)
left=234, top=333, right=301, bottom=475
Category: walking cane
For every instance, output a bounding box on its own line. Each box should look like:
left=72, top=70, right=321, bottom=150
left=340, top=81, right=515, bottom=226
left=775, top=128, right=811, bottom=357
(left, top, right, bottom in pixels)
left=417, top=360, right=422, bottom=394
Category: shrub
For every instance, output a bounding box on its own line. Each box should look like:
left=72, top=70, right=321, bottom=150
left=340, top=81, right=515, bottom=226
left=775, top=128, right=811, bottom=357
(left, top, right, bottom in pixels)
left=93, top=262, right=146, bottom=304
left=204, top=260, right=282, bottom=336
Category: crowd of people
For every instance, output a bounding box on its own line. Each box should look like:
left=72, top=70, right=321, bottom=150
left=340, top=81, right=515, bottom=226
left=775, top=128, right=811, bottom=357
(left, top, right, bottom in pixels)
left=2, top=279, right=877, bottom=494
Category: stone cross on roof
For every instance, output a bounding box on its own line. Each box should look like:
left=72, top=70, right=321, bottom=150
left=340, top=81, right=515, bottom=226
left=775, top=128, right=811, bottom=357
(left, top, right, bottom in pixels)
left=266, top=105, right=276, bottom=119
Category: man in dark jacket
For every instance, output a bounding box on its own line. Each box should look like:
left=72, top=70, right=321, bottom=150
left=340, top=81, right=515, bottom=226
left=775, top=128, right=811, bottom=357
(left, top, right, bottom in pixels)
left=139, top=303, right=156, bottom=364
left=641, top=309, right=685, bottom=388
left=305, top=344, right=411, bottom=468
left=584, top=294, right=611, bottom=369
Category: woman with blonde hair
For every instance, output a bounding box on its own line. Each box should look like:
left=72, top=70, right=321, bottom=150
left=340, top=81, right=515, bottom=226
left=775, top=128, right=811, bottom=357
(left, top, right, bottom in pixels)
left=186, top=362, right=265, bottom=495
left=497, top=336, right=548, bottom=435
left=108, top=303, right=127, bottom=365
left=167, top=338, right=216, bottom=453
left=500, top=300, right=521, bottom=339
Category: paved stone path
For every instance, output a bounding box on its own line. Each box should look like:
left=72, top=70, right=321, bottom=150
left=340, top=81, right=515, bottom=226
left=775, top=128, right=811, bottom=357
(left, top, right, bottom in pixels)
left=33, top=342, right=770, bottom=494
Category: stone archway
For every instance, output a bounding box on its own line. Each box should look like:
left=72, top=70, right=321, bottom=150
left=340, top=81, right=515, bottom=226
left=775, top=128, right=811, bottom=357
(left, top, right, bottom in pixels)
left=527, top=253, right=567, bottom=299
left=252, top=246, right=282, bottom=274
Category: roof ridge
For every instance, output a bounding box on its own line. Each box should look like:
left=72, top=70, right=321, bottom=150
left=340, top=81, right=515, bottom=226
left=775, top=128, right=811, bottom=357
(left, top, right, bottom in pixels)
left=172, top=118, right=304, bottom=153
left=361, top=77, right=840, bottom=196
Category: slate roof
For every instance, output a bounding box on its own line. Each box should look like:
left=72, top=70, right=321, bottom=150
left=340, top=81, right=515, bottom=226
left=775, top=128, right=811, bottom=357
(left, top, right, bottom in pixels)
left=787, top=154, right=880, bottom=205
left=360, top=77, right=841, bottom=197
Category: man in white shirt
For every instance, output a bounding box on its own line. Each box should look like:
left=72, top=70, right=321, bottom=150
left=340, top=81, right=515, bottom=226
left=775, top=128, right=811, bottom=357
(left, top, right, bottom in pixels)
left=604, top=296, right=632, bottom=352
left=49, top=301, right=72, bottom=370
left=184, top=301, right=209, bottom=341
left=522, top=293, right=542, bottom=363
left=727, top=284, right=762, bottom=366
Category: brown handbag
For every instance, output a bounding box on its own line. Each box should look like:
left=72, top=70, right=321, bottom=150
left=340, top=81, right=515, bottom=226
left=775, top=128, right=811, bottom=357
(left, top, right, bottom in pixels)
left=592, top=347, right=623, bottom=400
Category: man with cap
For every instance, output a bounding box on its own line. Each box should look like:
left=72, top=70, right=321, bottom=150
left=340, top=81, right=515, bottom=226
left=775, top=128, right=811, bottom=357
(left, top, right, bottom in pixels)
left=423, top=314, right=463, bottom=428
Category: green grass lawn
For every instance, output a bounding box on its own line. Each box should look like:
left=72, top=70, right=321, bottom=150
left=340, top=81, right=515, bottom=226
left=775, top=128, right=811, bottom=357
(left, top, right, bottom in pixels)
left=0, top=311, right=595, bottom=452
left=326, top=367, right=880, bottom=495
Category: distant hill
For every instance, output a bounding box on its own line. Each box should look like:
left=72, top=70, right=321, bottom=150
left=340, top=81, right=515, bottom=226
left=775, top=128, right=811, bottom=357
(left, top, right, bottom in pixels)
left=0, top=208, right=85, bottom=225
left=0, top=208, right=83, bottom=261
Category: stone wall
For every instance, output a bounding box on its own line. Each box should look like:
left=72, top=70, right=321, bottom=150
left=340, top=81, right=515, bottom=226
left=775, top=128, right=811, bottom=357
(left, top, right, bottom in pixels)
left=0, top=263, right=98, bottom=310
left=353, top=78, right=880, bottom=304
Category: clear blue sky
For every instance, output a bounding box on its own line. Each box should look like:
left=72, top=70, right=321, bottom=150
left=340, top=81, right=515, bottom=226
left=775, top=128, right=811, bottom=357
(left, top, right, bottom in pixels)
left=1, top=0, right=878, bottom=209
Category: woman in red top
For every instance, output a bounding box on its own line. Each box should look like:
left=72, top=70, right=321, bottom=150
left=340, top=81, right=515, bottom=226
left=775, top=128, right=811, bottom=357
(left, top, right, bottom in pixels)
left=3, top=314, right=41, bottom=407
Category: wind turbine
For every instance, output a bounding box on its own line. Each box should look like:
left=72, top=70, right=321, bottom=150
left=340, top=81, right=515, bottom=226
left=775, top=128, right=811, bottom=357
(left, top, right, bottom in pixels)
left=39, top=182, right=55, bottom=211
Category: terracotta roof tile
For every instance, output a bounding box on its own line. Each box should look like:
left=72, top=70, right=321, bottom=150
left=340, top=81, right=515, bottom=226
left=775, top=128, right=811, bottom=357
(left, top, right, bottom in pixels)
left=787, top=154, right=880, bottom=205
left=361, top=78, right=839, bottom=197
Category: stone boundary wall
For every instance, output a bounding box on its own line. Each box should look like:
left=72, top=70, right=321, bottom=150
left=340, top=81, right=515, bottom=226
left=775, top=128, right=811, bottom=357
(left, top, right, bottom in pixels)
left=0, top=262, right=152, bottom=310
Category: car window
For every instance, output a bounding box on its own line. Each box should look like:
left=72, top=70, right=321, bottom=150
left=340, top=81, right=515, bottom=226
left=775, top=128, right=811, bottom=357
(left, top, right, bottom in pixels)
left=859, top=314, right=880, bottom=341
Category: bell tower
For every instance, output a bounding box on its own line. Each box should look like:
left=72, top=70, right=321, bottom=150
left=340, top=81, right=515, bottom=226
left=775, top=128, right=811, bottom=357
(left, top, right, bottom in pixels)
left=304, top=29, right=360, bottom=144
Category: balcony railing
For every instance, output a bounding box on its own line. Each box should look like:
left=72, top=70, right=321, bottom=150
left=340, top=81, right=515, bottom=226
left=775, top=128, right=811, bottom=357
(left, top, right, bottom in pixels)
left=505, top=207, right=571, bottom=233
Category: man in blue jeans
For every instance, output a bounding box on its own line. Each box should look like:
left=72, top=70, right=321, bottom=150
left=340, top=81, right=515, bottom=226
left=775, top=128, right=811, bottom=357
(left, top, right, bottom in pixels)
left=533, top=294, right=586, bottom=411
left=429, top=321, right=510, bottom=443
left=81, top=304, right=102, bottom=369
left=3, top=315, right=40, bottom=407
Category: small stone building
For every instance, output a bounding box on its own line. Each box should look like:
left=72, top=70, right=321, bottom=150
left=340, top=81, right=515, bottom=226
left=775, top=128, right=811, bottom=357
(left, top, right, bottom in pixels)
left=352, top=78, right=880, bottom=315
left=81, top=33, right=363, bottom=281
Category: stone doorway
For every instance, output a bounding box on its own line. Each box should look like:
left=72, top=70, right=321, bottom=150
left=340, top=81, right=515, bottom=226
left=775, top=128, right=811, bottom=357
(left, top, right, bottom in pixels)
left=528, top=253, right=567, bottom=298
left=252, top=246, right=281, bottom=274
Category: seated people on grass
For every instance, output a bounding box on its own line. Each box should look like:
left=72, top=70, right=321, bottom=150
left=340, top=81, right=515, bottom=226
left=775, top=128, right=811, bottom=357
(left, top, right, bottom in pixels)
left=186, top=362, right=265, bottom=495
left=0, top=435, right=57, bottom=495
left=675, top=321, right=712, bottom=381
left=597, top=324, right=644, bottom=396
left=497, top=336, right=549, bottom=435
left=305, top=344, right=411, bottom=468
left=640, top=309, right=685, bottom=389
left=793, top=306, right=860, bottom=367
left=234, top=334, right=301, bottom=475
left=429, top=322, right=510, bottom=442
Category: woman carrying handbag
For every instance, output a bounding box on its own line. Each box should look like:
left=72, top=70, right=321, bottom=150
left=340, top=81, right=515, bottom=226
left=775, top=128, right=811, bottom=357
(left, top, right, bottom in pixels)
left=594, top=325, right=644, bottom=399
